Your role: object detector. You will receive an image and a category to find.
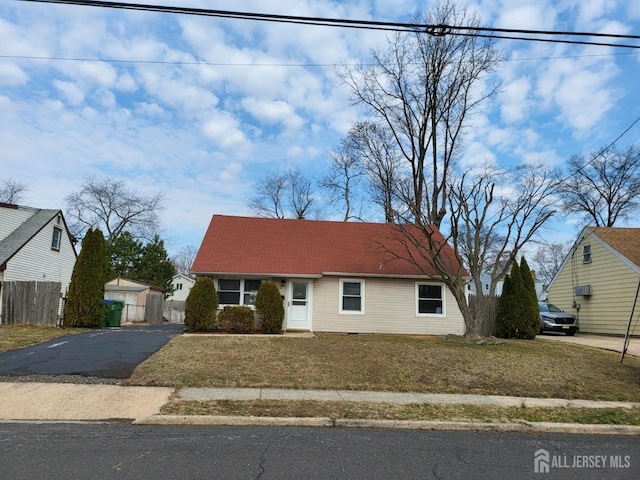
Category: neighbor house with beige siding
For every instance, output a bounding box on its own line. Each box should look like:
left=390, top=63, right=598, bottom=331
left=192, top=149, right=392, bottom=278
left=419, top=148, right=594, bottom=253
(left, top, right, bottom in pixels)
left=191, top=215, right=467, bottom=335
left=0, top=203, right=77, bottom=323
left=547, top=227, right=640, bottom=336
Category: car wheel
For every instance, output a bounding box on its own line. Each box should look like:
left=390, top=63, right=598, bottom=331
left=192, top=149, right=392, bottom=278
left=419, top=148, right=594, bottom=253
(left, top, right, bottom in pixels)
left=565, top=331, right=576, bottom=336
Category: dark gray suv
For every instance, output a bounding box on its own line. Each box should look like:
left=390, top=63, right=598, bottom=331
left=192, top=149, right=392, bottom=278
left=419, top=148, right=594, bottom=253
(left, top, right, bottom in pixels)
left=538, top=302, right=578, bottom=336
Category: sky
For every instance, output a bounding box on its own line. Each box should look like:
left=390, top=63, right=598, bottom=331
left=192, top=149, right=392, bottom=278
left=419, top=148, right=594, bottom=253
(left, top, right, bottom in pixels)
left=2, top=0, right=640, bottom=256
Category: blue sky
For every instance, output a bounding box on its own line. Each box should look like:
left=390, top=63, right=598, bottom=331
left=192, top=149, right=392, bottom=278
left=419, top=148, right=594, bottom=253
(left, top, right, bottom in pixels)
left=2, top=0, right=640, bottom=256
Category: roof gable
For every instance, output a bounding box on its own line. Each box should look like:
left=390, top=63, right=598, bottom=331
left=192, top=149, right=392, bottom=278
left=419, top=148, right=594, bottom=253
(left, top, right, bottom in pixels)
left=0, top=205, right=67, bottom=268
left=192, top=215, right=462, bottom=278
left=589, top=227, right=640, bottom=270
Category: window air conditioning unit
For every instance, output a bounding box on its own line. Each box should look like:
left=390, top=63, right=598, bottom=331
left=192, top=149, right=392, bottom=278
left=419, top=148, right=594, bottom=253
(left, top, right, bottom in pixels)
left=575, top=285, right=592, bottom=296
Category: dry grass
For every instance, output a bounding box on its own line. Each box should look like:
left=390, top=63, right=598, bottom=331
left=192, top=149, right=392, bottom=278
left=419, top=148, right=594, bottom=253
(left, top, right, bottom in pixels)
left=0, top=325, right=86, bottom=353
left=126, top=333, right=640, bottom=401
left=160, top=400, right=640, bottom=425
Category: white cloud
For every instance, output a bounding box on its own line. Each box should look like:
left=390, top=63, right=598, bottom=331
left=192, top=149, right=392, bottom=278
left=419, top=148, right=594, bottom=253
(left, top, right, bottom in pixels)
left=203, top=111, right=252, bottom=153
left=53, top=80, right=85, bottom=105
left=500, top=77, right=532, bottom=123
left=0, top=63, right=28, bottom=85
left=242, top=97, right=304, bottom=132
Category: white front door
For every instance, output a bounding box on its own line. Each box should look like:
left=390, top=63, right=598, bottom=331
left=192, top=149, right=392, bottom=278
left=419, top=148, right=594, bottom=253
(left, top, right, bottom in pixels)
left=286, top=281, right=311, bottom=330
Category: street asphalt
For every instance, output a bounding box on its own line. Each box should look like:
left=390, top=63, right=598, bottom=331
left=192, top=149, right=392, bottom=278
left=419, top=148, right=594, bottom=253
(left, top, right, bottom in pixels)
left=0, top=327, right=638, bottom=434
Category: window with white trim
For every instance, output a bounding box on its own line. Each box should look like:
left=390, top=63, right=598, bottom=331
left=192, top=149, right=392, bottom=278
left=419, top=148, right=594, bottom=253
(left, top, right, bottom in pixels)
left=339, top=279, right=364, bottom=314
left=51, top=227, right=62, bottom=251
left=416, top=283, right=444, bottom=316
left=582, top=245, right=591, bottom=264
left=218, top=278, right=264, bottom=306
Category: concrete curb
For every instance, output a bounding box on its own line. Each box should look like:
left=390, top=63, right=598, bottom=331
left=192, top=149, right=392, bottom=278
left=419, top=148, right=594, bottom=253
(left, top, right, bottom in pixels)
left=134, top=415, right=640, bottom=435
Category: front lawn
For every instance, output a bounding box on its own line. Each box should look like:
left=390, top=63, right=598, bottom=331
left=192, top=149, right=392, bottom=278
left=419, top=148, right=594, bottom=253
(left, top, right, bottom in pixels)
left=0, top=325, right=83, bottom=353
left=125, top=333, right=640, bottom=402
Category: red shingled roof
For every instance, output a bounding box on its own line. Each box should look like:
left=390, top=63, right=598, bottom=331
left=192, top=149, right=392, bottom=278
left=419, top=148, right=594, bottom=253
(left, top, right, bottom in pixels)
left=192, top=215, right=463, bottom=278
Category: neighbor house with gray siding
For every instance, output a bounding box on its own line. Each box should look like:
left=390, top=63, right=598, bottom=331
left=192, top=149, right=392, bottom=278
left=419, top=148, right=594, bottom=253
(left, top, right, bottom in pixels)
left=547, top=226, right=640, bottom=336
left=0, top=203, right=77, bottom=323
left=191, top=215, right=467, bottom=335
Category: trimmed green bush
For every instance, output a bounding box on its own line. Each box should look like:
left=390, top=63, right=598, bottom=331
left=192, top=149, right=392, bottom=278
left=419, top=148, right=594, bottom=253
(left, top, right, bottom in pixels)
left=496, top=272, right=516, bottom=338
left=519, top=256, right=540, bottom=339
left=217, top=306, right=255, bottom=333
left=184, top=277, right=218, bottom=332
left=64, top=228, right=108, bottom=328
left=255, top=281, right=285, bottom=334
left=496, top=257, right=539, bottom=339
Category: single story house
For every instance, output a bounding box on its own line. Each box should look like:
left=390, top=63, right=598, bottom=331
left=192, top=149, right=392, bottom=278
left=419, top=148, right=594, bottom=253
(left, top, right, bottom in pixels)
left=547, top=226, right=640, bottom=335
left=191, top=215, right=467, bottom=335
left=105, top=277, right=164, bottom=323
left=0, top=203, right=77, bottom=324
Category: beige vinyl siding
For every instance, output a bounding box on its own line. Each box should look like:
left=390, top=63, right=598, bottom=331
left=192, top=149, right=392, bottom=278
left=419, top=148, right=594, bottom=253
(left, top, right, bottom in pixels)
left=312, top=276, right=465, bottom=335
left=548, top=234, right=640, bottom=335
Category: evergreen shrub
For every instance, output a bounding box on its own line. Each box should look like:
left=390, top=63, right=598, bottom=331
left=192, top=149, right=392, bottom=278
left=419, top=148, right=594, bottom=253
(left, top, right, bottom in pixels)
left=64, top=228, right=107, bottom=328
left=255, top=281, right=285, bottom=334
left=217, top=306, right=255, bottom=333
left=496, top=257, right=539, bottom=339
left=184, top=277, right=218, bottom=332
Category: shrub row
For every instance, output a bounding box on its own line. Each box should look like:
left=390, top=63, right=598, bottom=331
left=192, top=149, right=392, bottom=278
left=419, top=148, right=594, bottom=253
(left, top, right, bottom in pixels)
left=184, top=279, right=284, bottom=334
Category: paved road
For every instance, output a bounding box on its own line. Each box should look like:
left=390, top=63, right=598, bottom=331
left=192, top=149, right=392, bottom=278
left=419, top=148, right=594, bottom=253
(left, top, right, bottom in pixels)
left=0, top=324, right=183, bottom=379
left=0, top=423, right=637, bottom=479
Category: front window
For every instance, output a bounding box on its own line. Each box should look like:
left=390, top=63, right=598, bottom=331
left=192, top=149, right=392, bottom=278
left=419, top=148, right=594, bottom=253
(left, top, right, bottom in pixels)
left=51, top=227, right=62, bottom=251
left=416, top=283, right=444, bottom=315
left=340, top=279, right=364, bottom=314
left=218, top=279, right=264, bottom=306
left=582, top=245, right=591, bottom=263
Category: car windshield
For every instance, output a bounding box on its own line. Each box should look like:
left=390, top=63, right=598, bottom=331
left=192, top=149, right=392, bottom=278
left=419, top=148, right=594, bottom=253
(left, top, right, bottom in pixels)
left=539, top=303, right=563, bottom=313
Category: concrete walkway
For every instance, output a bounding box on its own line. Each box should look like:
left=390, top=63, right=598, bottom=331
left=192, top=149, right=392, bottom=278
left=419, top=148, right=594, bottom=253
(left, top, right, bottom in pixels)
left=0, top=383, right=638, bottom=423
left=537, top=333, right=640, bottom=357
left=177, top=387, right=640, bottom=409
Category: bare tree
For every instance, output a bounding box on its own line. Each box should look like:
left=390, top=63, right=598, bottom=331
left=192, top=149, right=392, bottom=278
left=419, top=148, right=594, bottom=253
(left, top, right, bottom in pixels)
left=64, top=175, right=164, bottom=242
left=559, top=145, right=640, bottom=227
left=345, top=121, right=402, bottom=222
left=248, top=172, right=287, bottom=219
left=249, top=169, right=318, bottom=219
left=0, top=178, right=28, bottom=204
left=531, top=241, right=570, bottom=288
left=320, top=140, right=365, bottom=222
left=339, top=1, right=501, bottom=227
left=386, top=164, right=558, bottom=336
left=171, top=245, right=199, bottom=275
left=288, top=169, right=315, bottom=220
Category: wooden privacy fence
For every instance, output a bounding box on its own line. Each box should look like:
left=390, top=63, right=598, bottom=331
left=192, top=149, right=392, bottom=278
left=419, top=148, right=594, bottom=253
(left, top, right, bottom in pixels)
left=1, top=281, right=62, bottom=326
left=468, top=293, right=498, bottom=337
left=164, top=300, right=186, bottom=323
left=144, top=294, right=164, bottom=324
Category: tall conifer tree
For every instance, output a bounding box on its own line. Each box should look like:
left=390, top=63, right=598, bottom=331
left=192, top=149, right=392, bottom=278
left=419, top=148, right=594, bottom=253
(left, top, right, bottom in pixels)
left=64, top=228, right=107, bottom=328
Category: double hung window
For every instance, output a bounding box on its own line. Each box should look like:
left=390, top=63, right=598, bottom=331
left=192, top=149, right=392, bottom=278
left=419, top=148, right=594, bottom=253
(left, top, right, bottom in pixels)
left=416, top=283, right=444, bottom=315
left=340, top=279, right=364, bottom=314
left=218, top=279, right=264, bottom=306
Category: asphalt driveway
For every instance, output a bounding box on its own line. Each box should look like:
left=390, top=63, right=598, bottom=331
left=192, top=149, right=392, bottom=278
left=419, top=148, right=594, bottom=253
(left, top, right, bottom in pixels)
left=0, top=324, right=183, bottom=379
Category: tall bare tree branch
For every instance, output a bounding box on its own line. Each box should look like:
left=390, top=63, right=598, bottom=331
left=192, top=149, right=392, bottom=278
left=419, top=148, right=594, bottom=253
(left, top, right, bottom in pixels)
left=64, top=175, right=164, bottom=242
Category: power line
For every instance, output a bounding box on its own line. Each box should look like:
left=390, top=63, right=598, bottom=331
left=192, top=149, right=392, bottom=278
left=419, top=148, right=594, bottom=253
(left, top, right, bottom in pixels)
left=16, top=0, right=640, bottom=50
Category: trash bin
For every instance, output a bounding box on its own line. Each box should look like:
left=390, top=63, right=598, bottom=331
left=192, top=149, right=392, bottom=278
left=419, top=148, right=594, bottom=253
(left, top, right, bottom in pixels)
left=104, top=299, right=124, bottom=327
left=110, top=300, right=123, bottom=327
